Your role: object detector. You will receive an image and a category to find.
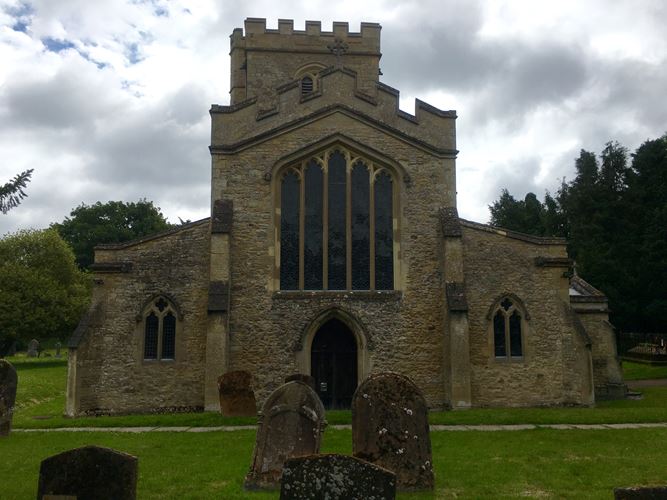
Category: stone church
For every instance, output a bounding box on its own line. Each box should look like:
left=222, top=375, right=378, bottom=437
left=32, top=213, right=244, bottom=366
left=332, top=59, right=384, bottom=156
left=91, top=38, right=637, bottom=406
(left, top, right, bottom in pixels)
left=66, top=19, right=625, bottom=416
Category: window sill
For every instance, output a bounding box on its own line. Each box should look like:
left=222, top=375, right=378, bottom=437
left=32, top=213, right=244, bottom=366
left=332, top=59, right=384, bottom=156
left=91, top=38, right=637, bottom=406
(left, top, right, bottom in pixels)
left=273, top=290, right=402, bottom=302
left=494, top=356, right=525, bottom=362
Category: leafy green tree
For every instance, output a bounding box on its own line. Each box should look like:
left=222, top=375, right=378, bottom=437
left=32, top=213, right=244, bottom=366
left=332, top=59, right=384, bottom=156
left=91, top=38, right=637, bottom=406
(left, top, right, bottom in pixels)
left=0, top=169, right=33, bottom=214
left=52, top=200, right=173, bottom=269
left=0, top=229, right=91, bottom=356
left=489, top=137, right=667, bottom=332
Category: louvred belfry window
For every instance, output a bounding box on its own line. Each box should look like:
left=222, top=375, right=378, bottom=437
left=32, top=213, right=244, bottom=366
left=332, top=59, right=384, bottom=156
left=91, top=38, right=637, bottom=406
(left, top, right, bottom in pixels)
left=278, top=147, right=396, bottom=291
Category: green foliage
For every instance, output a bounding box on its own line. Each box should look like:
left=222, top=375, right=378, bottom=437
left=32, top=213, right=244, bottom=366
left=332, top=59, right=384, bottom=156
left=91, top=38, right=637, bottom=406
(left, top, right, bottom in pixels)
left=0, top=229, right=90, bottom=353
left=489, top=190, right=566, bottom=237
left=0, top=169, right=33, bottom=214
left=489, top=135, right=667, bottom=332
left=52, top=199, right=173, bottom=269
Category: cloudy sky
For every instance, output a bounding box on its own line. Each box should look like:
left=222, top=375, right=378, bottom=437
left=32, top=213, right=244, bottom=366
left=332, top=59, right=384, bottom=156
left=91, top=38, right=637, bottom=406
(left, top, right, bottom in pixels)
left=1, top=0, right=666, bottom=235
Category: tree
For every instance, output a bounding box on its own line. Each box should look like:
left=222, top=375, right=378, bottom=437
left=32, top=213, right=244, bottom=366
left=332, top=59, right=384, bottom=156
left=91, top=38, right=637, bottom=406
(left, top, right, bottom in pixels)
left=0, top=229, right=91, bottom=356
left=489, top=190, right=565, bottom=237
left=52, top=200, right=174, bottom=269
left=0, top=169, right=33, bottom=214
left=488, top=136, right=667, bottom=332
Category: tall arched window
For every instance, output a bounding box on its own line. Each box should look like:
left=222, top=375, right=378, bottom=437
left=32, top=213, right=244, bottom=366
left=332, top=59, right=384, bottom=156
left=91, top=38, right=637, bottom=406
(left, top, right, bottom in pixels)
left=492, top=297, right=524, bottom=359
left=142, top=296, right=178, bottom=361
left=278, top=147, right=397, bottom=291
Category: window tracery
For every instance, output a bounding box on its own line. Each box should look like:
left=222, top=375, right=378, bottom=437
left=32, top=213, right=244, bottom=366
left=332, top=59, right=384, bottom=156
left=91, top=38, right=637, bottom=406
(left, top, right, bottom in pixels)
left=277, top=146, right=397, bottom=291
left=142, top=296, right=178, bottom=361
left=492, top=297, right=524, bottom=359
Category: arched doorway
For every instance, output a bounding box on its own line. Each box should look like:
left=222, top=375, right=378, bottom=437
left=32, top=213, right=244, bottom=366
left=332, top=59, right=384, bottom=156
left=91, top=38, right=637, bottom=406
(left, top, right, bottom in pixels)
left=310, top=318, right=358, bottom=409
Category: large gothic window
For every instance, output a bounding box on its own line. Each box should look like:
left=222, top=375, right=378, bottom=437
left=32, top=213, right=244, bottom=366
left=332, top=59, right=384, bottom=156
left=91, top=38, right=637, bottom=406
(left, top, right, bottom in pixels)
left=278, top=147, right=396, bottom=291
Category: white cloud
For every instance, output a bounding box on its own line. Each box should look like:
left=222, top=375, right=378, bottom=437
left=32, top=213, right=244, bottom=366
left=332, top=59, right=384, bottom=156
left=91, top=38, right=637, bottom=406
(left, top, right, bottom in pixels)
left=1, top=0, right=666, bottom=235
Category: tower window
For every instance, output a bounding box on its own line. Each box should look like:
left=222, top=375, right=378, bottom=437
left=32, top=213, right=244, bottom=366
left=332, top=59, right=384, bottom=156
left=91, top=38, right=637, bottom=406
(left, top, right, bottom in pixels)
left=278, top=147, right=397, bottom=291
left=301, top=76, right=314, bottom=95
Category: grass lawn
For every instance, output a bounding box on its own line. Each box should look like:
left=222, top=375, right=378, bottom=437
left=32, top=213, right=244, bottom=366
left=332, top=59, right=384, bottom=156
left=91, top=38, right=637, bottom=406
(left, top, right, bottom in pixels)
left=2, top=428, right=667, bottom=499
left=622, top=360, right=667, bottom=380
left=8, top=355, right=667, bottom=429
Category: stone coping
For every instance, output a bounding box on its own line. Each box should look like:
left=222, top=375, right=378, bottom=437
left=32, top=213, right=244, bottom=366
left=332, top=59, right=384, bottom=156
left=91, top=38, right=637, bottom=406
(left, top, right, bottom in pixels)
left=13, top=422, right=667, bottom=433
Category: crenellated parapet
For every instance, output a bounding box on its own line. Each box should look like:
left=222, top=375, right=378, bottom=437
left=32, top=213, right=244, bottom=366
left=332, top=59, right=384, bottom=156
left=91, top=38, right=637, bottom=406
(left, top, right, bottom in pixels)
left=213, top=65, right=457, bottom=156
left=230, top=18, right=381, bottom=105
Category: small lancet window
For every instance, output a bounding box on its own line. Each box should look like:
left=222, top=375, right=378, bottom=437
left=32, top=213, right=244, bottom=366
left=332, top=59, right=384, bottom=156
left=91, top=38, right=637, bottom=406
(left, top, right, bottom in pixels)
left=142, top=296, right=178, bottom=361
left=492, top=298, right=524, bottom=359
left=301, top=76, right=314, bottom=95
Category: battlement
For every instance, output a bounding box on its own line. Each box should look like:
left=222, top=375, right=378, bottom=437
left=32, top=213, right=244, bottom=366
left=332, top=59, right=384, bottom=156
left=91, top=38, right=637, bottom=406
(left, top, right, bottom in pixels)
left=212, top=66, right=457, bottom=156
left=229, top=18, right=382, bottom=105
left=231, top=18, right=381, bottom=49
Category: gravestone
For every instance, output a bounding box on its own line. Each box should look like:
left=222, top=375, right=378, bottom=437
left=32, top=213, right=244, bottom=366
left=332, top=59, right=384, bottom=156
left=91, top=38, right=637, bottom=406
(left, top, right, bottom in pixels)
left=218, top=370, right=257, bottom=417
left=0, top=359, right=18, bottom=437
left=280, top=454, right=396, bottom=500
left=37, top=445, right=138, bottom=500
left=352, top=372, right=434, bottom=491
left=54, top=342, right=62, bottom=358
left=245, top=380, right=326, bottom=490
left=27, top=338, right=40, bottom=357
left=284, top=373, right=316, bottom=391
left=614, top=486, right=667, bottom=499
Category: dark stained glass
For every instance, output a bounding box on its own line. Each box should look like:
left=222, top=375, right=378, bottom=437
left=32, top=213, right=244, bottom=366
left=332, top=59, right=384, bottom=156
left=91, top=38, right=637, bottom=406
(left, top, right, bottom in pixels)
left=509, top=310, right=522, bottom=357
left=493, top=311, right=506, bottom=357
left=328, top=151, right=347, bottom=290
left=304, top=160, right=324, bottom=289
left=374, top=171, right=394, bottom=290
left=280, top=171, right=300, bottom=290
left=144, top=312, right=158, bottom=359
left=351, top=162, right=370, bottom=289
left=162, top=312, right=176, bottom=359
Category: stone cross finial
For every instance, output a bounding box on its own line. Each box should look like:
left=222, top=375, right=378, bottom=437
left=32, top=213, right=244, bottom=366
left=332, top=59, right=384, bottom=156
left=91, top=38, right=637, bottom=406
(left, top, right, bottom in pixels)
left=327, top=37, right=349, bottom=67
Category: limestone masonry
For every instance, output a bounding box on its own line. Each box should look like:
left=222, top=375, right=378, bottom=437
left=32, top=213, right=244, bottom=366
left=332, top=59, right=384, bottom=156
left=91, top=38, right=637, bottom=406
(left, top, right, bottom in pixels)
left=66, top=19, right=625, bottom=416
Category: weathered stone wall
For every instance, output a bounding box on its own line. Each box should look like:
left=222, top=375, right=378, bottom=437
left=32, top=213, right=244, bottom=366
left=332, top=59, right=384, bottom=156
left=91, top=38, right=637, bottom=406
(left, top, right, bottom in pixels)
left=230, top=19, right=381, bottom=104
left=575, top=308, right=624, bottom=393
left=67, top=221, right=211, bottom=415
left=461, top=223, right=593, bottom=407
left=213, top=111, right=455, bottom=408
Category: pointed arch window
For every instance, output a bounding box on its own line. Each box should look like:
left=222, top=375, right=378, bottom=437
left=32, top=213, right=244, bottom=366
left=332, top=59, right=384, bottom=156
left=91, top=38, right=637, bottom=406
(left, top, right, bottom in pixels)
left=492, top=297, right=524, bottom=359
left=142, top=296, right=178, bottom=361
left=277, top=147, right=397, bottom=291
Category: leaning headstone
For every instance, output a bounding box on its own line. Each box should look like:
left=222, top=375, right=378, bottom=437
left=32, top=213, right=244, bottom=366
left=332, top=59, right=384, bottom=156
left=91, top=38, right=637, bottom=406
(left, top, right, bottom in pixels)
left=614, top=486, right=667, bottom=499
left=245, top=380, right=326, bottom=490
left=280, top=454, right=396, bottom=500
left=37, top=445, right=138, bottom=500
left=54, top=342, right=62, bottom=358
left=0, top=359, right=18, bottom=437
left=284, top=373, right=316, bottom=391
left=27, top=338, right=40, bottom=357
left=218, top=370, right=257, bottom=417
left=352, top=372, right=434, bottom=491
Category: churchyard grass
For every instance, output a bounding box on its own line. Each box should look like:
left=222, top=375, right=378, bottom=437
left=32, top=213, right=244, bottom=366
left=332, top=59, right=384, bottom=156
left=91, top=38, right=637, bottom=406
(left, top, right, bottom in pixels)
left=2, top=428, right=667, bottom=498
left=7, top=354, right=667, bottom=428
left=622, top=360, right=667, bottom=380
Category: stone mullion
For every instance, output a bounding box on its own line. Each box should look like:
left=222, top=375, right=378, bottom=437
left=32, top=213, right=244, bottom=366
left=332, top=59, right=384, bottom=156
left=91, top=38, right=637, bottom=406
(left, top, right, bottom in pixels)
left=322, top=153, right=329, bottom=290
left=369, top=165, right=376, bottom=290
left=392, top=172, right=399, bottom=289
left=345, top=151, right=352, bottom=291
left=298, top=162, right=306, bottom=291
